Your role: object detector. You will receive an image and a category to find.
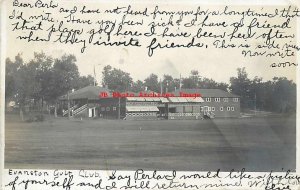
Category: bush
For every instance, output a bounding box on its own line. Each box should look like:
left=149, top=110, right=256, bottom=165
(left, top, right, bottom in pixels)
left=36, top=114, right=45, bottom=121
left=25, top=114, right=45, bottom=122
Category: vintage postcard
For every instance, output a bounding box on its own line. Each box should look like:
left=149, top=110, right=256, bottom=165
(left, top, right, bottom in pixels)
left=0, top=0, right=299, bottom=189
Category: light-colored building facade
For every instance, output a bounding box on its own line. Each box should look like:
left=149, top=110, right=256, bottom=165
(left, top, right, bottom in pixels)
left=173, top=89, right=240, bottom=118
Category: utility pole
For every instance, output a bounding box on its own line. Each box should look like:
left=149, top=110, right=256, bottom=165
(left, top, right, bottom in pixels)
left=165, top=80, right=169, bottom=93
left=94, top=63, right=102, bottom=86
left=160, top=78, right=163, bottom=94
left=179, top=74, right=182, bottom=91
left=118, top=97, right=121, bottom=119
left=254, top=92, right=257, bottom=116
left=54, top=103, right=57, bottom=118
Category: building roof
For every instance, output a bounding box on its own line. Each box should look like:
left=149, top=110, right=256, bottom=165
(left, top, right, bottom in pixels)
left=173, top=89, right=239, bottom=98
left=168, top=97, right=204, bottom=103
left=124, top=90, right=171, bottom=102
left=126, top=106, right=159, bottom=112
left=59, top=87, right=238, bottom=101
left=59, top=86, right=110, bottom=100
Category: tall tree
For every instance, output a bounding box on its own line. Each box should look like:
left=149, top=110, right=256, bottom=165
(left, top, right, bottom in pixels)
left=261, top=80, right=274, bottom=111
left=29, top=52, right=54, bottom=107
left=5, top=58, right=17, bottom=102
left=230, top=67, right=252, bottom=110
left=199, top=78, right=217, bottom=89
left=190, top=70, right=200, bottom=85
left=181, top=78, right=197, bottom=89
left=131, top=80, right=144, bottom=92
left=271, top=77, right=296, bottom=113
left=102, top=65, right=133, bottom=91
left=5, top=54, right=24, bottom=108
left=216, top=82, right=229, bottom=92
left=74, top=75, right=96, bottom=89
left=144, top=73, right=160, bottom=92
left=49, top=54, right=80, bottom=101
left=249, top=76, right=263, bottom=110
left=162, top=75, right=176, bottom=93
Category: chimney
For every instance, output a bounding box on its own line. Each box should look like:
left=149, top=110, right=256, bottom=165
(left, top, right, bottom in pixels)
left=145, top=86, right=148, bottom=91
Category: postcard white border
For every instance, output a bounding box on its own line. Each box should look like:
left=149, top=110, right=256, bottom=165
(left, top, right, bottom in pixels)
left=0, top=0, right=299, bottom=189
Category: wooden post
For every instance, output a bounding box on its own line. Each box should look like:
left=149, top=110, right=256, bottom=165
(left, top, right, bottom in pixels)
left=254, top=93, right=257, bottom=116
left=54, top=103, right=57, bottom=118
left=67, top=91, right=70, bottom=119
left=118, top=97, right=121, bottom=119
left=179, top=74, right=182, bottom=91
left=20, top=108, right=24, bottom=121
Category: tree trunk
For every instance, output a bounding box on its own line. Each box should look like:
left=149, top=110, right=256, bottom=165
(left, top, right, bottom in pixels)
left=41, top=97, right=44, bottom=112
left=54, top=104, right=57, bottom=117
left=20, top=107, right=24, bottom=121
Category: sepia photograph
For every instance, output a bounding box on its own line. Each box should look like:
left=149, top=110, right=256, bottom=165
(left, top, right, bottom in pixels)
left=1, top=1, right=299, bottom=188
left=4, top=52, right=296, bottom=171
left=5, top=52, right=296, bottom=171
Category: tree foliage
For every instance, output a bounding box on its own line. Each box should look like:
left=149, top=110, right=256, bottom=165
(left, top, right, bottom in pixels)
left=162, top=75, right=176, bottom=93
left=144, top=73, right=160, bottom=92
left=74, top=75, right=96, bottom=89
left=5, top=54, right=296, bottom=114
left=5, top=52, right=95, bottom=109
left=230, top=68, right=296, bottom=113
left=230, top=67, right=252, bottom=109
left=131, top=80, right=144, bottom=92
left=50, top=54, right=80, bottom=101
left=181, top=70, right=228, bottom=91
left=102, top=65, right=133, bottom=92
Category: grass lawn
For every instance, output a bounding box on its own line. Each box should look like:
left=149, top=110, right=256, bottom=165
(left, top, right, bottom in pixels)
left=5, top=114, right=296, bottom=171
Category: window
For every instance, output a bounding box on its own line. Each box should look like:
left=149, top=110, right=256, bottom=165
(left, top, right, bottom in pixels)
left=223, top=98, right=228, bottom=102
left=220, top=107, right=224, bottom=111
left=106, top=107, right=110, bottom=111
left=233, top=98, right=239, bottom=102
left=208, top=107, right=211, bottom=111
left=184, top=106, right=193, bottom=113
left=231, top=107, right=235, bottom=111
left=227, top=107, right=230, bottom=111
left=206, top=98, right=211, bottom=102
left=212, top=107, right=215, bottom=111
left=215, top=98, right=220, bottom=102
left=113, top=107, right=116, bottom=111
left=169, top=108, right=176, bottom=113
